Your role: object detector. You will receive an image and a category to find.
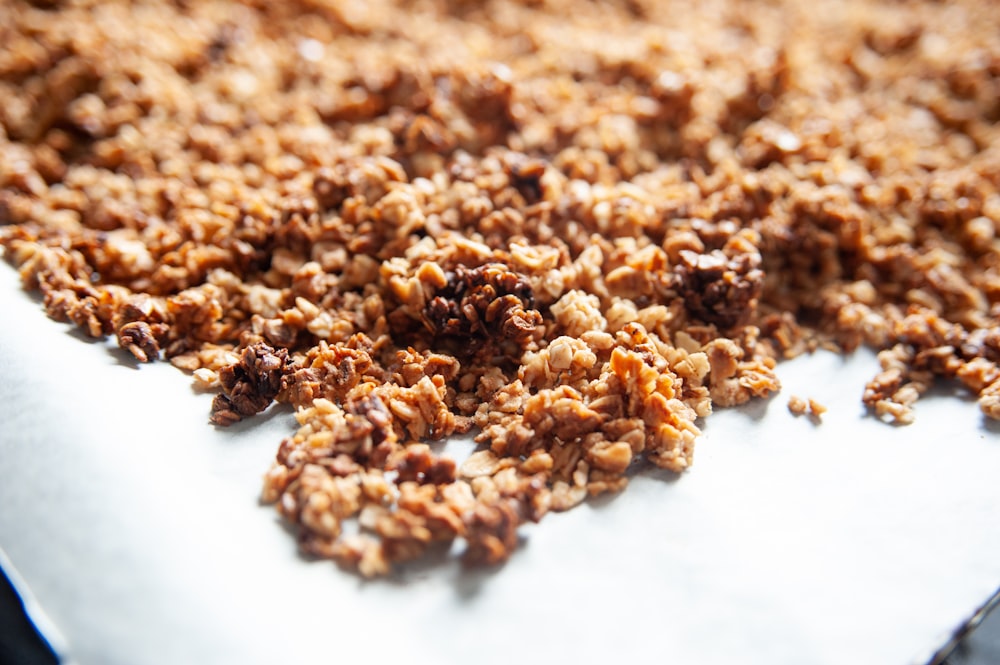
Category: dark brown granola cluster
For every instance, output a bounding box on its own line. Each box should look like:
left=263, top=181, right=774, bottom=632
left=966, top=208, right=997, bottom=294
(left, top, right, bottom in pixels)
left=2, top=0, right=999, bottom=575
left=422, top=263, right=542, bottom=342
left=672, top=249, right=764, bottom=329
left=210, top=341, right=289, bottom=426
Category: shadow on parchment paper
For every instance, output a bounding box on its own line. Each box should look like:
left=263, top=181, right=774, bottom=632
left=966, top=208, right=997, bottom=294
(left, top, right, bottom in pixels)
left=63, top=321, right=149, bottom=369
left=981, top=417, right=1000, bottom=436
left=8, top=285, right=148, bottom=371
left=725, top=390, right=777, bottom=422
left=379, top=539, right=514, bottom=601
left=587, top=458, right=682, bottom=511
left=213, top=401, right=295, bottom=436
left=916, top=380, right=1000, bottom=437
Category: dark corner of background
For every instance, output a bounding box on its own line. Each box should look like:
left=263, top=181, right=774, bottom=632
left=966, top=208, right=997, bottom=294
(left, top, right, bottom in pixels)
left=0, top=567, right=58, bottom=665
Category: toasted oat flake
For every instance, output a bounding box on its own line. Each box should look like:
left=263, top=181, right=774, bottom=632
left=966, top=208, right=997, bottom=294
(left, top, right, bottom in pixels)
left=788, top=395, right=809, bottom=416
left=2, top=0, right=999, bottom=575
left=807, top=399, right=828, bottom=419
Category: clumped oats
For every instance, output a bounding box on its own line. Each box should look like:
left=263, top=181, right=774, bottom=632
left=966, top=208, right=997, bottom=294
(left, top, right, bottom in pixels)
left=2, top=0, right=999, bottom=575
left=209, top=341, right=289, bottom=426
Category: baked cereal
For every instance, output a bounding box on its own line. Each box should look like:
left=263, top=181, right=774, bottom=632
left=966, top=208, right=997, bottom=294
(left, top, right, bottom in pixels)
left=2, top=0, right=998, bottom=575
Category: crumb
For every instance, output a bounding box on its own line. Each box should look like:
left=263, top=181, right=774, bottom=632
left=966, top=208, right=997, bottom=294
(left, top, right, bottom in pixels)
left=788, top=395, right=808, bottom=416
left=807, top=398, right=828, bottom=419
left=789, top=395, right=828, bottom=420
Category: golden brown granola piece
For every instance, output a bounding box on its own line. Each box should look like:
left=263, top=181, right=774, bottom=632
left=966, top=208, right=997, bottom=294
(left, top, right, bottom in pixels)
left=788, top=395, right=808, bottom=416
left=462, top=498, right=521, bottom=567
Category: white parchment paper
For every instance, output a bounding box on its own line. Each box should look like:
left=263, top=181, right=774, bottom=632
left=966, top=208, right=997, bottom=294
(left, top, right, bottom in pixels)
left=1, top=262, right=999, bottom=665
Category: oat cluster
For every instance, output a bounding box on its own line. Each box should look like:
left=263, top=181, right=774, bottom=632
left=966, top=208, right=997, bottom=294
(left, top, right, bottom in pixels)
left=2, top=0, right=1000, bottom=575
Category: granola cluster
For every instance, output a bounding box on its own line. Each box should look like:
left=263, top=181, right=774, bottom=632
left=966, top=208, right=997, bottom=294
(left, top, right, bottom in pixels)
left=2, top=0, right=999, bottom=574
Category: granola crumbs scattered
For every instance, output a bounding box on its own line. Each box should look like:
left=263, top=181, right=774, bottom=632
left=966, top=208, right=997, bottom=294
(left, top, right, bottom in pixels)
left=2, top=0, right=999, bottom=576
left=788, top=395, right=809, bottom=416
left=808, top=399, right=828, bottom=419
left=788, top=396, right=827, bottom=420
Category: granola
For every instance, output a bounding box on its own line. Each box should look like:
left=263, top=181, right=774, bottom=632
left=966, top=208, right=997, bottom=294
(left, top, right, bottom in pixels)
left=1, top=0, right=999, bottom=575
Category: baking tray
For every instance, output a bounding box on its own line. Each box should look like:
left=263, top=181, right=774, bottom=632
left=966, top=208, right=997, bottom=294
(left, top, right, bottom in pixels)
left=2, top=261, right=999, bottom=665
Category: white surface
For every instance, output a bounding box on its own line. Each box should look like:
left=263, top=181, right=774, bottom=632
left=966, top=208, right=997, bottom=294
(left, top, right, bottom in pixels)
left=1, top=261, right=999, bottom=665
